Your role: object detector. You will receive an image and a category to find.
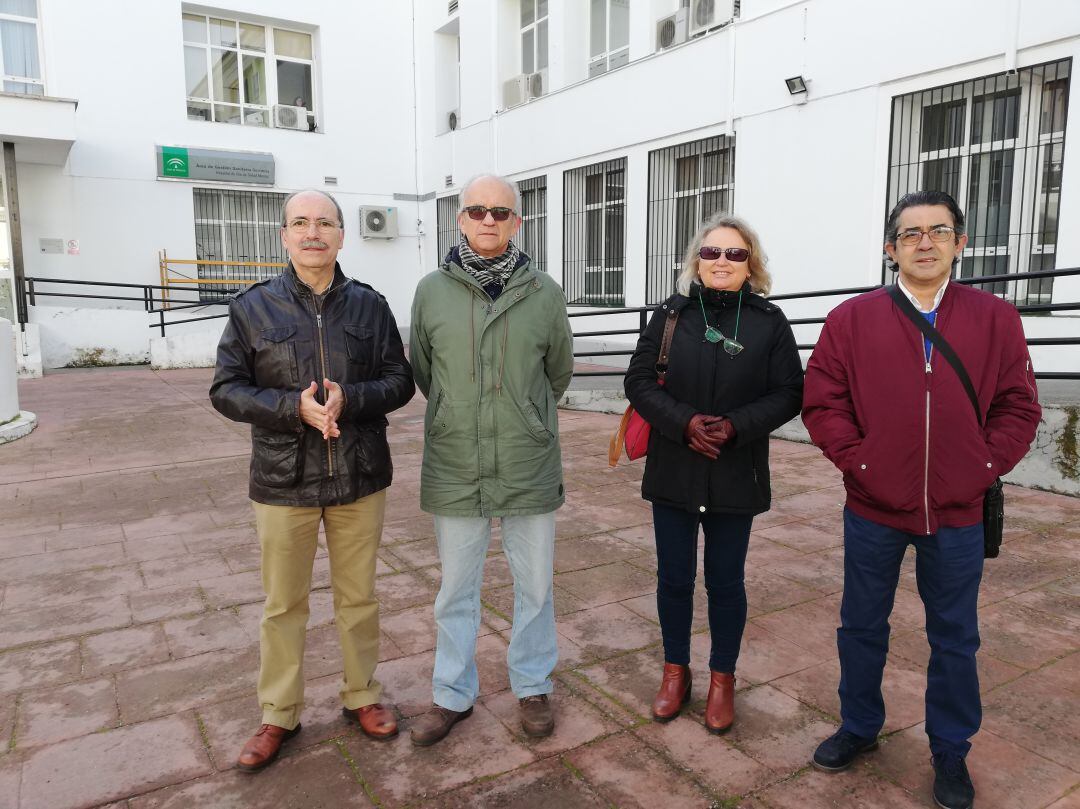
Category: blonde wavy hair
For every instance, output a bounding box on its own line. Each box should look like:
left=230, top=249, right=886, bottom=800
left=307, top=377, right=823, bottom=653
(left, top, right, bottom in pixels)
left=676, top=213, right=772, bottom=296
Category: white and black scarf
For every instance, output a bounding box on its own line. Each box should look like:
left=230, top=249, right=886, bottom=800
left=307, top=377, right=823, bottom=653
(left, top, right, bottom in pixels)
left=457, top=234, right=522, bottom=288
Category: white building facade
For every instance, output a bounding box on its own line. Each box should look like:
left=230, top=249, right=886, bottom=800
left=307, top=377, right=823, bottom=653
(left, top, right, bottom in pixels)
left=1, top=0, right=1078, bottom=372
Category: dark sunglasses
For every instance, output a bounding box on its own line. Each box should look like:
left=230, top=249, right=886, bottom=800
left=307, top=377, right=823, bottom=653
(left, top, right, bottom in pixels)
left=699, top=246, right=750, bottom=262
left=463, top=205, right=516, bottom=222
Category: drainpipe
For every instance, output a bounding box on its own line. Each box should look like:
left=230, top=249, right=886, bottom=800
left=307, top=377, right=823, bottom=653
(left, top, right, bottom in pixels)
left=1004, top=0, right=1021, bottom=74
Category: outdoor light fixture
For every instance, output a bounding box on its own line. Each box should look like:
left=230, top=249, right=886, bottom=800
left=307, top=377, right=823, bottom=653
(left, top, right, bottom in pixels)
left=785, top=75, right=807, bottom=95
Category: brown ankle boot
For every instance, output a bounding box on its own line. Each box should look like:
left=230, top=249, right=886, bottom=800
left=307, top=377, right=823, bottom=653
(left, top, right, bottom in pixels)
left=705, top=671, right=735, bottom=734
left=651, top=662, right=692, bottom=722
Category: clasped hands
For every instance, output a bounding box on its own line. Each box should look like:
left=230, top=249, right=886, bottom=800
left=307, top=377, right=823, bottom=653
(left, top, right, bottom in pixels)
left=299, top=379, right=344, bottom=440
left=684, top=414, right=735, bottom=459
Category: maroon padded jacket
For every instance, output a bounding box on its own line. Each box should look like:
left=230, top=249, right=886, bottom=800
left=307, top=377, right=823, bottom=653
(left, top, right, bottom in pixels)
left=802, top=282, right=1041, bottom=535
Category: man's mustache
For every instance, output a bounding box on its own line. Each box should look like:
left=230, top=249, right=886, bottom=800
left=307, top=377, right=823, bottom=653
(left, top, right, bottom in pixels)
left=300, top=239, right=327, bottom=249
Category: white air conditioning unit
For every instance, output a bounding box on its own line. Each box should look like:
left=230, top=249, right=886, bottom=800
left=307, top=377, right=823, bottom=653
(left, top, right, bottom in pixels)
left=689, top=0, right=719, bottom=37
left=503, top=74, right=528, bottom=109
left=526, top=69, right=546, bottom=100
left=447, top=109, right=459, bottom=131
left=359, top=206, right=398, bottom=239
left=656, top=10, right=689, bottom=50
left=273, top=104, right=307, bottom=130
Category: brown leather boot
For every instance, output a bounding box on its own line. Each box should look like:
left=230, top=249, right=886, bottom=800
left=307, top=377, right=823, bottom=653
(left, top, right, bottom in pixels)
left=237, top=723, right=301, bottom=772
left=409, top=704, right=473, bottom=747
left=651, top=662, right=692, bottom=722
left=705, top=671, right=735, bottom=734
left=342, top=703, right=399, bottom=741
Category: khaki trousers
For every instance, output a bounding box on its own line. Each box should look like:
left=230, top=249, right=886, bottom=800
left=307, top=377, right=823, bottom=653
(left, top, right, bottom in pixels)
left=252, top=489, right=386, bottom=729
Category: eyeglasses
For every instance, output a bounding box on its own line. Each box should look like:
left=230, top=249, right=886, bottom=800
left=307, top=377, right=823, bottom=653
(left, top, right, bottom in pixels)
left=704, top=328, right=745, bottom=356
left=699, top=246, right=750, bottom=262
left=286, top=217, right=341, bottom=233
left=462, top=205, right=516, bottom=222
left=895, top=226, right=957, bottom=246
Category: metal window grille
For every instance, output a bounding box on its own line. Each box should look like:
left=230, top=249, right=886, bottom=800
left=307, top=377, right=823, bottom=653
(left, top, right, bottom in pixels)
left=517, top=175, right=547, bottom=273
left=193, top=188, right=288, bottom=301
left=436, top=194, right=460, bottom=265
left=884, top=58, right=1070, bottom=304
left=564, top=158, right=627, bottom=306
left=645, top=134, right=735, bottom=304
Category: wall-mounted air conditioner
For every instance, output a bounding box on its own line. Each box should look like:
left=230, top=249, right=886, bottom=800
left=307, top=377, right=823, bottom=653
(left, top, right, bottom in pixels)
left=360, top=206, right=398, bottom=239
left=526, top=69, right=546, bottom=100
left=656, top=10, right=689, bottom=50
left=503, top=75, right=528, bottom=108
left=689, top=0, right=719, bottom=38
left=273, top=104, right=307, bottom=130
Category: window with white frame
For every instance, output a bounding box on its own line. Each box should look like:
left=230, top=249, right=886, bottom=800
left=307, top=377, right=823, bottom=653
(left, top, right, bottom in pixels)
left=518, top=175, right=547, bottom=273
left=520, top=0, right=548, bottom=76
left=885, top=59, right=1070, bottom=304
left=588, top=0, right=629, bottom=78
left=0, top=0, right=43, bottom=95
left=565, top=158, right=626, bottom=306
left=193, top=188, right=288, bottom=301
left=182, top=11, right=317, bottom=130
left=436, top=194, right=460, bottom=263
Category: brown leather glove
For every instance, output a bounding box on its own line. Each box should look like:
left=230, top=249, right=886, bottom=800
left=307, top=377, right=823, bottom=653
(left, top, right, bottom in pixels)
left=705, top=417, right=736, bottom=449
left=684, top=414, right=725, bottom=459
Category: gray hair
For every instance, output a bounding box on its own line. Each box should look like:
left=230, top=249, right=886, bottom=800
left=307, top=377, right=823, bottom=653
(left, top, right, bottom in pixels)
left=676, top=212, right=773, bottom=296
left=279, top=189, right=344, bottom=229
left=458, top=174, right=522, bottom=215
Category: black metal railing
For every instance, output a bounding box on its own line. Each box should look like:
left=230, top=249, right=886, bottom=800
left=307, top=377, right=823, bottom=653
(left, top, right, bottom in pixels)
left=570, top=266, right=1080, bottom=380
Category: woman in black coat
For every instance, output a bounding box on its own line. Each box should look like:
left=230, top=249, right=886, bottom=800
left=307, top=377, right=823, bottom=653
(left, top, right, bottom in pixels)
left=624, top=212, right=803, bottom=734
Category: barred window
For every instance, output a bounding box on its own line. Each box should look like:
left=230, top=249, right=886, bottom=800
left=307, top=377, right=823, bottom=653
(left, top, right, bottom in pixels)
left=646, top=134, right=735, bottom=304
left=193, top=188, right=287, bottom=301
left=564, top=158, right=626, bottom=306
left=436, top=194, right=460, bottom=264
left=517, top=175, right=547, bottom=273
left=885, top=58, right=1070, bottom=304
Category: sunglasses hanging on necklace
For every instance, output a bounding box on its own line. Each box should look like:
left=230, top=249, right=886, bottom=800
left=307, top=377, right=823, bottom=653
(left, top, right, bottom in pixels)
left=698, top=290, right=744, bottom=357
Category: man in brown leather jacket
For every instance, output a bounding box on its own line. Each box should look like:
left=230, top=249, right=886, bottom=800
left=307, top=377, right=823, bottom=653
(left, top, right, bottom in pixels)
left=210, top=189, right=414, bottom=771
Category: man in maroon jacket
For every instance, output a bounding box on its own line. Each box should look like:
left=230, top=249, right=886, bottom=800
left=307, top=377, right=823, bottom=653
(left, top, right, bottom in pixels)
left=802, top=191, right=1040, bottom=809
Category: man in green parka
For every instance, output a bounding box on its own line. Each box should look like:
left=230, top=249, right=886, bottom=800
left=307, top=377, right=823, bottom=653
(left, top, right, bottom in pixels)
left=409, top=174, right=574, bottom=746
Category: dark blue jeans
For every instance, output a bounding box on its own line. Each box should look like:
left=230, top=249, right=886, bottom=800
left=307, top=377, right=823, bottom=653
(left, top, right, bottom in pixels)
left=838, top=508, right=984, bottom=757
left=652, top=503, right=753, bottom=673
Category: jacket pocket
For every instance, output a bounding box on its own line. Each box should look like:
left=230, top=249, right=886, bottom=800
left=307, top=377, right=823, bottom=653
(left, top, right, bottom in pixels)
left=344, top=324, right=373, bottom=366
left=252, top=431, right=303, bottom=488
left=845, top=433, right=921, bottom=513
left=519, top=398, right=555, bottom=444
left=356, top=424, right=392, bottom=478
left=255, top=325, right=299, bottom=388
left=427, top=391, right=450, bottom=438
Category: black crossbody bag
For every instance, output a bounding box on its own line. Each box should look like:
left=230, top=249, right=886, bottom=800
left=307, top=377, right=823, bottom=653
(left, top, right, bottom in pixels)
left=887, top=285, right=1004, bottom=558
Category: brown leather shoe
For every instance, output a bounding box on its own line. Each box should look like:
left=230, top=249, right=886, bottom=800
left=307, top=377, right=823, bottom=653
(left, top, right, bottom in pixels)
left=651, top=662, right=692, bottom=722
left=342, top=703, right=399, bottom=741
left=237, top=723, right=301, bottom=772
left=705, top=671, right=735, bottom=734
left=409, top=704, right=473, bottom=747
left=519, top=694, right=555, bottom=737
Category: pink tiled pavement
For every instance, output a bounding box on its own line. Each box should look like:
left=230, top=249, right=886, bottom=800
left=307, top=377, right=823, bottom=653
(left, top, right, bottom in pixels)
left=0, top=366, right=1076, bottom=808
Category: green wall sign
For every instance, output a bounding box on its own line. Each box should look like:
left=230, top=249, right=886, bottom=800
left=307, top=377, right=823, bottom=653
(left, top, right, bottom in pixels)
left=155, top=145, right=274, bottom=184
left=161, top=147, right=189, bottom=177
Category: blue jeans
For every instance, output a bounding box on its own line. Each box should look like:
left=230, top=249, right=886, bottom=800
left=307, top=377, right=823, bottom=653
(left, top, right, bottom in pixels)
left=838, top=508, right=984, bottom=756
left=652, top=503, right=753, bottom=673
left=431, top=512, right=557, bottom=711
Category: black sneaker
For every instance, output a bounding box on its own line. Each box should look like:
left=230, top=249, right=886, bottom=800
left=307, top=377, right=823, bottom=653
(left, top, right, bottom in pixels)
left=932, top=753, right=974, bottom=809
left=811, top=729, right=879, bottom=772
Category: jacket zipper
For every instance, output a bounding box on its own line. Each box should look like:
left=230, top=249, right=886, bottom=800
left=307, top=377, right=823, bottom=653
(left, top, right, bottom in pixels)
left=315, top=308, right=335, bottom=478
left=923, top=362, right=931, bottom=535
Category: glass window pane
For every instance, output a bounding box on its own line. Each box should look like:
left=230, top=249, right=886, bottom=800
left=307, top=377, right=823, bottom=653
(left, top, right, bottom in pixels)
left=966, top=151, right=1013, bottom=248
left=538, top=0, right=548, bottom=18
left=240, top=23, right=265, bottom=52
left=276, top=59, right=312, bottom=108
left=920, top=100, right=965, bottom=151
left=274, top=29, right=312, bottom=60
left=922, top=157, right=961, bottom=199
left=675, top=155, right=698, bottom=192
left=1037, top=142, right=1063, bottom=242
left=0, top=0, right=36, bottom=17
left=186, top=101, right=211, bottom=121
left=585, top=174, right=603, bottom=205
left=972, top=89, right=1019, bottom=143
left=586, top=209, right=603, bottom=265
left=243, top=107, right=268, bottom=126
left=537, top=20, right=548, bottom=70
left=213, top=104, right=242, bottom=125
left=1, top=19, right=40, bottom=79
left=675, top=196, right=697, bottom=258
left=702, top=150, right=728, bottom=187
left=184, top=46, right=209, bottom=98
left=606, top=168, right=625, bottom=201
left=182, top=13, right=206, bottom=44
left=590, top=0, right=606, bottom=58
left=194, top=189, right=221, bottom=220
left=242, top=54, right=266, bottom=105
left=2, top=79, right=41, bottom=94
left=702, top=189, right=728, bottom=219
left=610, top=0, right=629, bottom=50
left=605, top=204, right=624, bottom=268
left=521, top=0, right=534, bottom=27
left=211, top=49, right=240, bottom=103
left=522, top=29, right=534, bottom=74
left=209, top=17, right=237, bottom=48
left=1041, top=78, right=1069, bottom=134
